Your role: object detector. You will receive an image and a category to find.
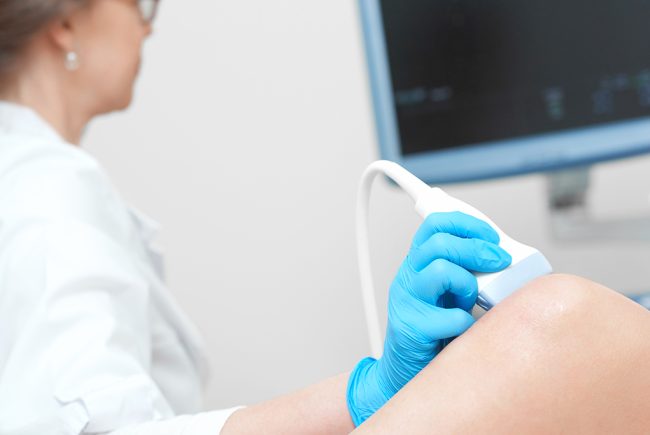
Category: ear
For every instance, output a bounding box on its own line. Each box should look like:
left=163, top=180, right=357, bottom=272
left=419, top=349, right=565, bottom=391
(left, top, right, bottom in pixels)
left=45, top=8, right=84, bottom=53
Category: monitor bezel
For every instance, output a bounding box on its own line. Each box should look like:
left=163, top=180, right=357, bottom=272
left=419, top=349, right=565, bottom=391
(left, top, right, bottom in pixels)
left=358, top=0, right=650, bottom=184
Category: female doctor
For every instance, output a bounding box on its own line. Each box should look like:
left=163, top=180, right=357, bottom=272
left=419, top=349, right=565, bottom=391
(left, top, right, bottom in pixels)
left=1, top=0, right=650, bottom=434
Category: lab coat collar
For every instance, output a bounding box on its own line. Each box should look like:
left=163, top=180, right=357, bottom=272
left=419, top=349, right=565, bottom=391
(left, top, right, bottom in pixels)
left=0, top=101, right=66, bottom=145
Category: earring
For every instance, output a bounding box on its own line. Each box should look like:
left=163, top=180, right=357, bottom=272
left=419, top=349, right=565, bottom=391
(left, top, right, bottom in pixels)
left=64, top=51, right=80, bottom=71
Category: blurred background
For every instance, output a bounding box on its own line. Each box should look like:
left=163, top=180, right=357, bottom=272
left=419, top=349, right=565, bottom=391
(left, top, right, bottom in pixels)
left=83, top=0, right=650, bottom=409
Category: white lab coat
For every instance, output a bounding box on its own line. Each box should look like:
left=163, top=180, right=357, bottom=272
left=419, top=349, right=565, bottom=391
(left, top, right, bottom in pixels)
left=0, top=102, right=242, bottom=434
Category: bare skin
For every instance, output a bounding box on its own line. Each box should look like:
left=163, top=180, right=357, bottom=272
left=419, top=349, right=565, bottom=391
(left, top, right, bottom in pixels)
left=220, top=373, right=354, bottom=434
left=354, top=274, right=650, bottom=434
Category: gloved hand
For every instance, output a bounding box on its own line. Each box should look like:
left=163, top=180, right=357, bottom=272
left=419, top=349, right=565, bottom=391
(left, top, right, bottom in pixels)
left=347, top=211, right=512, bottom=426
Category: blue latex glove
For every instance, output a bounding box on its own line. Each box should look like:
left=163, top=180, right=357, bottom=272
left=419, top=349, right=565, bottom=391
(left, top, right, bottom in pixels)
left=347, top=211, right=512, bottom=426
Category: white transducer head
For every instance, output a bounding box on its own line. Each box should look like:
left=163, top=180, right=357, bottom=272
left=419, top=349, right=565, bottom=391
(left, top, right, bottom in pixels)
left=413, top=186, right=552, bottom=310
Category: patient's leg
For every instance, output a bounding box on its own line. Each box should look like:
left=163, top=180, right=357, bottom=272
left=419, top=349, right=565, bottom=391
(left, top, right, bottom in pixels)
left=354, top=274, right=650, bottom=434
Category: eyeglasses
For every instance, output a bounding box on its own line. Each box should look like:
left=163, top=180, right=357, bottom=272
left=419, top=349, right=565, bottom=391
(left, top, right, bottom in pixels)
left=110, top=0, right=160, bottom=24
left=126, top=0, right=160, bottom=24
left=136, top=0, right=160, bottom=24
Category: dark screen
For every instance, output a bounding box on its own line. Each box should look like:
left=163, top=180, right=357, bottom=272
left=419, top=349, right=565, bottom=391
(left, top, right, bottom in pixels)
left=380, top=0, right=650, bottom=155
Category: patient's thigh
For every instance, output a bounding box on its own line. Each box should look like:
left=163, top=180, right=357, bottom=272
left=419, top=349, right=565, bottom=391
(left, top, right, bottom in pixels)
left=354, top=274, right=650, bottom=434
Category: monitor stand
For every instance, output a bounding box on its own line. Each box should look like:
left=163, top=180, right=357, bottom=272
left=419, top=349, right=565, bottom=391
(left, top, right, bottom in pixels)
left=546, top=166, right=650, bottom=308
left=546, top=166, right=650, bottom=242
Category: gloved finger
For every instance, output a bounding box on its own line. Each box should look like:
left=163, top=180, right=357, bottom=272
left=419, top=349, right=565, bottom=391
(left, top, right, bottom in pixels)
left=412, top=211, right=500, bottom=248
left=406, top=302, right=476, bottom=340
left=410, top=259, right=478, bottom=312
left=409, top=232, right=512, bottom=273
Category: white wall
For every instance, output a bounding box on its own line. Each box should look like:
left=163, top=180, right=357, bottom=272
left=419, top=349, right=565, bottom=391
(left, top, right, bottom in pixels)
left=83, top=1, right=650, bottom=410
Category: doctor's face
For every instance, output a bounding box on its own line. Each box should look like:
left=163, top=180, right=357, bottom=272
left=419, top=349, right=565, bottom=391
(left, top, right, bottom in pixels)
left=70, top=0, right=155, bottom=114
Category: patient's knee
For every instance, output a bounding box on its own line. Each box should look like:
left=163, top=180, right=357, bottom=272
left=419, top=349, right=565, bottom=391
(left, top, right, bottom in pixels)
left=518, top=273, right=604, bottom=303
left=480, top=274, right=592, bottom=331
left=515, top=273, right=640, bottom=319
left=476, top=273, right=647, bottom=350
left=507, top=273, right=596, bottom=321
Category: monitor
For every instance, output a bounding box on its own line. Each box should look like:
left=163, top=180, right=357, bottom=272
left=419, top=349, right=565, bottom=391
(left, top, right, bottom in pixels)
left=358, top=0, right=650, bottom=184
